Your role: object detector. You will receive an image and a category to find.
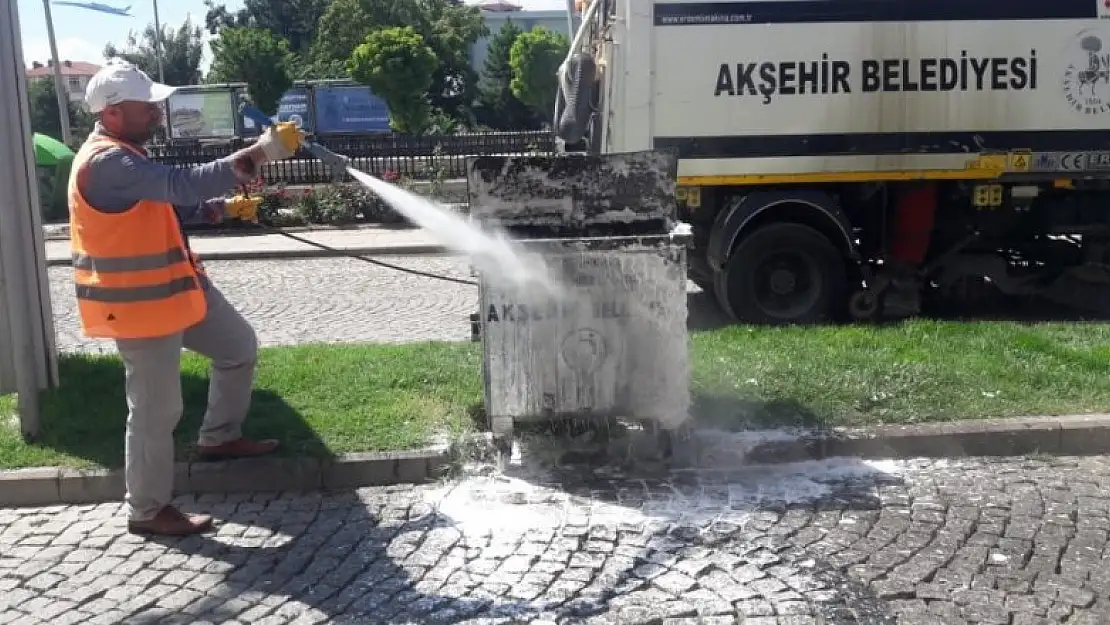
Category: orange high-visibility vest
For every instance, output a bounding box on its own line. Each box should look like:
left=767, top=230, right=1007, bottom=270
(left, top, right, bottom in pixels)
left=68, top=135, right=207, bottom=339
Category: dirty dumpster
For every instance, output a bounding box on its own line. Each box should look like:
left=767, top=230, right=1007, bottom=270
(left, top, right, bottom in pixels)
left=465, top=149, right=691, bottom=464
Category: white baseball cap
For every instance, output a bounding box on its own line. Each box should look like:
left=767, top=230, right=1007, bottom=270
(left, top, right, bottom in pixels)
left=84, top=60, right=177, bottom=113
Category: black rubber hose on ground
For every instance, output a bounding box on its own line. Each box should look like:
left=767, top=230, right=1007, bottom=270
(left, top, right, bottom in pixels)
left=256, top=225, right=478, bottom=286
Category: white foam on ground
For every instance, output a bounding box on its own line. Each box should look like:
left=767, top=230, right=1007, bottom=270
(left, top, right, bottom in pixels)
left=425, top=456, right=905, bottom=535
left=715, top=457, right=903, bottom=508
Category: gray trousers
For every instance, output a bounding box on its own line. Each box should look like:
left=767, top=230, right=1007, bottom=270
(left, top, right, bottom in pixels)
left=115, top=284, right=259, bottom=521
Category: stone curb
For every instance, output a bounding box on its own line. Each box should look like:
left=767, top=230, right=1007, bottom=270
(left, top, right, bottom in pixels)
left=740, top=413, right=1110, bottom=464
left=45, top=244, right=452, bottom=267
left=6, top=414, right=1109, bottom=506
left=0, top=446, right=450, bottom=508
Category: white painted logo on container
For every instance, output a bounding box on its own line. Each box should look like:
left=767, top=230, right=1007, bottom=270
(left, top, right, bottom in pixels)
left=560, top=328, right=610, bottom=411
left=1062, top=29, right=1110, bottom=115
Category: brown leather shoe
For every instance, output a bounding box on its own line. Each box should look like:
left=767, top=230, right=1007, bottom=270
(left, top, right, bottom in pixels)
left=195, top=437, right=279, bottom=461
left=128, top=505, right=213, bottom=536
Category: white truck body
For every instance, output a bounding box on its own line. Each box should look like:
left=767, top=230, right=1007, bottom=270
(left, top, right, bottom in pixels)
left=594, top=0, right=1110, bottom=183
left=548, top=0, right=1110, bottom=325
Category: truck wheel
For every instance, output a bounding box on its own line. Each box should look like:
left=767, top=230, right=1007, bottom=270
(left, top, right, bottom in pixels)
left=715, top=222, right=847, bottom=324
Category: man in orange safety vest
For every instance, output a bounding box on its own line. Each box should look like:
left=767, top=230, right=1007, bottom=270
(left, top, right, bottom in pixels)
left=70, top=60, right=301, bottom=536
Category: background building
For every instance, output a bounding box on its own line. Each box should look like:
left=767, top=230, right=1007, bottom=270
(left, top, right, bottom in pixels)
left=467, top=0, right=571, bottom=80
left=25, top=59, right=100, bottom=110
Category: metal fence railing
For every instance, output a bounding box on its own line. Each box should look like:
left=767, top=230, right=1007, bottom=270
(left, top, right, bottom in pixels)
left=146, top=130, right=558, bottom=185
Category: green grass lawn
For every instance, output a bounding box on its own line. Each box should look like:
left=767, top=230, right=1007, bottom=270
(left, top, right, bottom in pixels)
left=3, top=319, right=1110, bottom=470
left=691, top=320, right=1110, bottom=428
left=0, top=342, right=482, bottom=470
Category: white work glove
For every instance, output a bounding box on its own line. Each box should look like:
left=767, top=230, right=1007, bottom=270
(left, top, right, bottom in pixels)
left=255, top=121, right=303, bottom=161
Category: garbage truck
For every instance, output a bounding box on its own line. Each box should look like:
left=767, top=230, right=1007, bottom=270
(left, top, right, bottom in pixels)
left=554, top=0, right=1110, bottom=324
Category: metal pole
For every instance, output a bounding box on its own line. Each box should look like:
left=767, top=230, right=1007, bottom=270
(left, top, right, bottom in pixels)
left=152, top=0, right=165, bottom=82
left=41, top=0, right=72, bottom=144
left=565, top=0, right=578, bottom=37
left=3, top=0, right=46, bottom=440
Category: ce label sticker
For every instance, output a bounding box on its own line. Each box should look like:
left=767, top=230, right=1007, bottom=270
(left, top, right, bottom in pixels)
left=1059, top=153, right=1088, bottom=171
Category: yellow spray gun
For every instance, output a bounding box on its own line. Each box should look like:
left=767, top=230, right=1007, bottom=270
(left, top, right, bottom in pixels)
left=224, top=194, right=264, bottom=223
left=226, top=104, right=352, bottom=222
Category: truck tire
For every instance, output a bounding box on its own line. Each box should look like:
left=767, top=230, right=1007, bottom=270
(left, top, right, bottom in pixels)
left=714, top=222, right=846, bottom=325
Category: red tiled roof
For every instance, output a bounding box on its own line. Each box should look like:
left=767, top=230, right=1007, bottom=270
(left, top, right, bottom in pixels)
left=26, top=60, right=101, bottom=78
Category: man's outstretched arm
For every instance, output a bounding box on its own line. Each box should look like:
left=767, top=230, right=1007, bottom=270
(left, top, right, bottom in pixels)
left=77, top=147, right=257, bottom=218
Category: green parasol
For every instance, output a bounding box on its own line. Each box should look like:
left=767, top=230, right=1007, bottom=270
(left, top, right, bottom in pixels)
left=33, top=132, right=75, bottom=167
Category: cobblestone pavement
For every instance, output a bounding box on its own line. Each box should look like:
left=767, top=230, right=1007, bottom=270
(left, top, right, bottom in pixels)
left=3, top=452, right=1110, bottom=624
left=47, top=257, right=479, bottom=353
left=48, top=258, right=716, bottom=353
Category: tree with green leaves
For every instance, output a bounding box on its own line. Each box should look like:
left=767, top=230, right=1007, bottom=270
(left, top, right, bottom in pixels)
left=311, top=0, right=486, bottom=124
left=203, top=0, right=488, bottom=123
left=510, top=26, right=570, bottom=124
left=477, top=19, right=537, bottom=130
left=207, top=27, right=294, bottom=116
left=347, top=26, right=438, bottom=135
left=202, top=0, right=329, bottom=57
left=308, top=0, right=378, bottom=71
left=25, top=78, right=94, bottom=147
left=419, top=0, right=488, bottom=124
left=103, top=17, right=205, bottom=86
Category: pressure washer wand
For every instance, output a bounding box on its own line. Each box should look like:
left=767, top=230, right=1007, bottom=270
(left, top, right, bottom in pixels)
left=302, top=142, right=350, bottom=180
left=228, top=104, right=476, bottom=286
left=238, top=104, right=349, bottom=181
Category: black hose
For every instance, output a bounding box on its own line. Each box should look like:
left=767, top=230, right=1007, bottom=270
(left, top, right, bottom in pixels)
left=251, top=224, right=478, bottom=286
left=557, top=52, right=597, bottom=145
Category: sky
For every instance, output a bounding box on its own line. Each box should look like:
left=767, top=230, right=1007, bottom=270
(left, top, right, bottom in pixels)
left=16, top=0, right=242, bottom=73
left=16, top=0, right=569, bottom=74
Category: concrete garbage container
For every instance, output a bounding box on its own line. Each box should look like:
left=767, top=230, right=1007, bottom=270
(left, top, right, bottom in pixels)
left=465, top=149, right=691, bottom=463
